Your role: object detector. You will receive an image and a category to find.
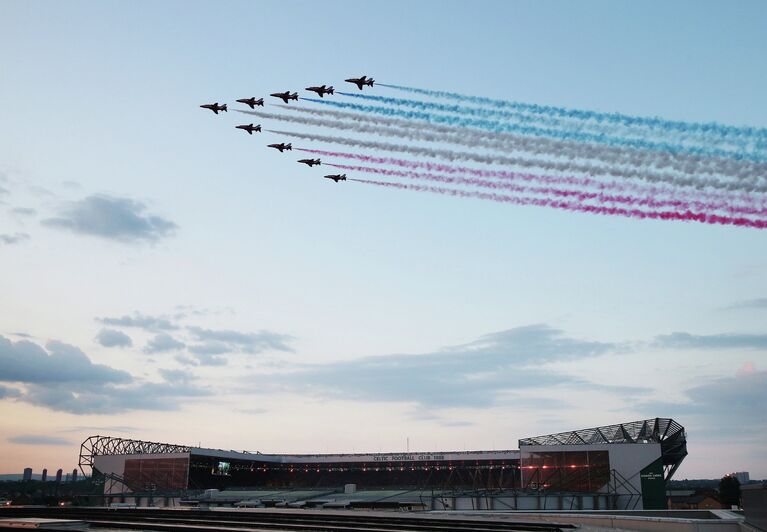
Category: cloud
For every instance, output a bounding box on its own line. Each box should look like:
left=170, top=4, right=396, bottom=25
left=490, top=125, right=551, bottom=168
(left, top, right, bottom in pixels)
left=188, top=341, right=230, bottom=355
left=145, top=333, right=185, bottom=353
left=158, top=368, right=195, bottom=383
left=11, top=207, right=36, bottom=217
left=238, top=407, right=268, bottom=415
left=725, top=298, right=767, bottom=310
left=654, top=332, right=767, bottom=350
left=183, top=344, right=229, bottom=366
left=0, top=232, right=30, bottom=245
left=0, top=384, right=21, bottom=399
left=59, top=425, right=139, bottom=434
left=95, top=328, right=133, bottom=348
left=639, top=363, right=767, bottom=439
left=7, top=435, right=72, bottom=446
left=42, top=194, right=176, bottom=242
left=0, top=335, right=131, bottom=385
left=257, top=325, right=620, bottom=409
left=0, top=335, right=208, bottom=414
left=187, top=326, right=294, bottom=354
left=98, top=312, right=177, bottom=331
left=22, top=379, right=208, bottom=415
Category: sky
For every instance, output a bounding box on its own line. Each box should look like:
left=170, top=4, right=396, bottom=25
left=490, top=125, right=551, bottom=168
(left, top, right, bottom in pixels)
left=0, top=0, right=766, bottom=480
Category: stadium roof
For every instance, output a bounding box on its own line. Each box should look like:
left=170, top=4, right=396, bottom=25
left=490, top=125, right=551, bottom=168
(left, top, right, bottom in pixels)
left=518, top=417, right=687, bottom=480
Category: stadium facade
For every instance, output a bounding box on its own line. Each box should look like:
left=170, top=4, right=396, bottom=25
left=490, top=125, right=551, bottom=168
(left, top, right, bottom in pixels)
left=80, top=417, right=687, bottom=511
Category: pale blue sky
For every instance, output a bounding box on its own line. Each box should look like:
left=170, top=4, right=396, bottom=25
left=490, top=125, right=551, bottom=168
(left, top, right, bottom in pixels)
left=1, top=0, right=765, bottom=478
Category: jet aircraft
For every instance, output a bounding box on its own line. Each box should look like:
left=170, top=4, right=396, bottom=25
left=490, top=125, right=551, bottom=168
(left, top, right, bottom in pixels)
left=324, top=173, right=347, bottom=183
left=236, top=124, right=261, bottom=135
left=268, top=143, right=292, bottom=152
left=305, top=85, right=334, bottom=97
left=200, top=103, right=227, bottom=114
left=345, top=76, right=374, bottom=90
left=236, top=97, right=264, bottom=109
left=270, top=91, right=299, bottom=103
left=298, top=158, right=321, bottom=167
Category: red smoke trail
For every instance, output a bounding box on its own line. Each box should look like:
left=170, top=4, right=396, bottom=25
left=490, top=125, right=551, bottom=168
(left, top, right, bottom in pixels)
left=297, top=148, right=765, bottom=209
left=348, top=178, right=767, bottom=229
left=332, top=164, right=767, bottom=217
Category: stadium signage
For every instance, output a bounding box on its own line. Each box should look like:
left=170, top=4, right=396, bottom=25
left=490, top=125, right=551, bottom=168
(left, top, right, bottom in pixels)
left=372, top=454, right=445, bottom=462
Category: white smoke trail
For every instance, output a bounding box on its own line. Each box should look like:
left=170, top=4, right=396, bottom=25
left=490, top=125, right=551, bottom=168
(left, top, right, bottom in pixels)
left=269, top=106, right=767, bottom=182
left=264, top=128, right=767, bottom=193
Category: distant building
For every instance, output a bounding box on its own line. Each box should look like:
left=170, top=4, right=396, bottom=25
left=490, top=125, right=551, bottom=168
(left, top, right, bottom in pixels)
left=41, top=468, right=47, bottom=482
left=55, top=469, right=62, bottom=482
left=65, top=473, right=70, bottom=482
left=72, top=469, right=78, bottom=482
left=729, top=471, right=750, bottom=484
left=668, top=491, right=722, bottom=510
left=22, top=468, right=32, bottom=481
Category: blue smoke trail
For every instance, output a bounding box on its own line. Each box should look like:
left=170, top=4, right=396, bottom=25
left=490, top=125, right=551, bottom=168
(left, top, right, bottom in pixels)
left=303, top=98, right=767, bottom=163
left=377, top=84, right=767, bottom=148
left=277, top=104, right=767, bottom=181
left=337, top=92, right=761, bottom=153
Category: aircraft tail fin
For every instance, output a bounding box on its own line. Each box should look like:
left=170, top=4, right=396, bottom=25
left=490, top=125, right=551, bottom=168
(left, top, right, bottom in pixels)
left=222, top=104, right=228, bottom=112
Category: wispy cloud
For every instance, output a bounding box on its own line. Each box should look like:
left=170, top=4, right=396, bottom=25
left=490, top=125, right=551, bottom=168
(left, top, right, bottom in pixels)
left=0, top=232, right=30, bottom=245
left=144, top=333, right=185, bottom=353
left=95, top=328, right=133, bottom=348
left=7, top=435, right=72, bottom=446
left=58, top=425, right=139, bottom=434
left=98, top=312, right=178, bottom=331
left=42, top=194, right=176, bottom=242
left=182, top=326, right=295, bottom=365
left=188, top=326, right=295, bottom=354
left=11, top=207, right=36, bottom=217
left=638, top=363, right=767, bottom=439
left=654, top=332, right=767, bottom=350
left=256, top=325, right=622, bottom=409
left=725, top=298, right=767, bottom=310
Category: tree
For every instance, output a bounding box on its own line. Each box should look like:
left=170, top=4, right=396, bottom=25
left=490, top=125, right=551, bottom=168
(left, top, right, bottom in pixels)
left=719, top=475, right=741, bottom=508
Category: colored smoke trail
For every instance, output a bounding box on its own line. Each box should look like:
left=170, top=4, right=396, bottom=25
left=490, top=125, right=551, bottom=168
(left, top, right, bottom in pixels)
left=305, top=98, right=766, bottom=163
left=279, top=105, right=767, bottom=181
left=378, top=84, right=767, bottom=147
left=268, top=129, right=766, bottom=193
left=349, top=178, right=767, bottom=230
left=339, top=92, right=760, bottom=153
left=330, top=163, right=767, bottom=218
left=300, top=149, right=767, bottom=212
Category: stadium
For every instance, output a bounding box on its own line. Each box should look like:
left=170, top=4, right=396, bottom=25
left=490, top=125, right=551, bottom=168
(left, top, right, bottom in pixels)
left=79, top=417, right=687, bottom=511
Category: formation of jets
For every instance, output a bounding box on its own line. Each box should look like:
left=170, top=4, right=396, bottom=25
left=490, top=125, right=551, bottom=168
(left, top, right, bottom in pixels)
left=236, top=123, right=261, bottom=135
left=201, top=76, right=376, bottom=183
